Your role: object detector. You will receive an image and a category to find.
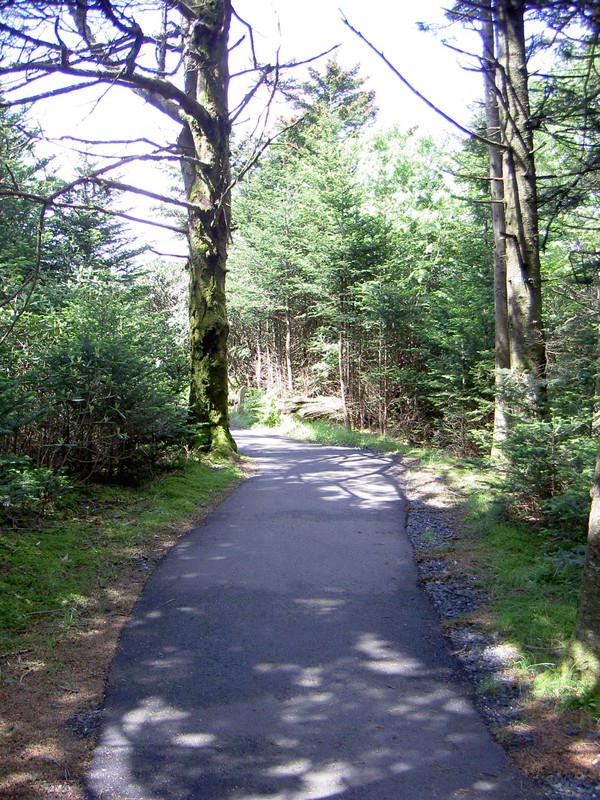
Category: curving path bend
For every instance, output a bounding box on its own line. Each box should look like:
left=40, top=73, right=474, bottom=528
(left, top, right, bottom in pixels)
left=87, top=429, right=542, bottom=800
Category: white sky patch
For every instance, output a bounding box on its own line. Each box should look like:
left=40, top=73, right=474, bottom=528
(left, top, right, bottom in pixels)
left=26, top=1, right=484, bottom=258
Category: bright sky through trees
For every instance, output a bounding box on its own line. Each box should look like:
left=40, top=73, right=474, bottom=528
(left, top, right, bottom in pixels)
left=25, top=0, right=484, bottom=257
left=231, top=0, right=482, bottom=134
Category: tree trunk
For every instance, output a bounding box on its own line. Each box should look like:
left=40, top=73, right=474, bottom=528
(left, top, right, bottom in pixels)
left=339, top=333, right=351, bottom=428
left=574, top=443, right=600, bottom=684
left=495, top=0, right=547, bottom=417
left=481, top=5, right=510, bottom=457
left=285, top=310, right=294, bottom=393
left=266, top=328, right=275, bottom=391
left=573, top=298, right=600, bottom=692
left=378, top=325, right=388, bottom=435
left=179, top=0, right=235, bottom=453
left=256, top=330, right=263, bottom=390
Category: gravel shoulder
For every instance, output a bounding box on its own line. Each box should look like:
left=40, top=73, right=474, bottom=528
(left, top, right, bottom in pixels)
left=398, top=457, right=600, bottom=800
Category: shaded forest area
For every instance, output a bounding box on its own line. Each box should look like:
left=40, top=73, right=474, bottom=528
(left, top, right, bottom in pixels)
left=0, top=0, right=599, bottom=739
left=0, top=119, right=190, bottom=492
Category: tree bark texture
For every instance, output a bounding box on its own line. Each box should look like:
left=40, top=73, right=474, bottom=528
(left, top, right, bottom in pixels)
left=495, top=0, right=547, bottom=416
left=285, top=310, right=294, bottom=393
left=574, top=304, right=600, bottom=685
left=256, top=333, right=263, bottom=390
left=178, top=0, right=235, bottom=451
left=338, top=332, right=351, bottom=429
left=575, top=441, right=600, bottom=670
left=482, top=6, right=510, bottom=456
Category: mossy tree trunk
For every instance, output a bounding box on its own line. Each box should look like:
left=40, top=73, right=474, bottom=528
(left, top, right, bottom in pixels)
left=178, top=0, right=236, bottom=452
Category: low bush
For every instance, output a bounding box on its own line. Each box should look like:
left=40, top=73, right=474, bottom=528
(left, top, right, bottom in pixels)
left=498, top=418, right=594, bottom=534
left=0, top=453, right=68, bottom=521
left=2, top=274, right=190, bottom=486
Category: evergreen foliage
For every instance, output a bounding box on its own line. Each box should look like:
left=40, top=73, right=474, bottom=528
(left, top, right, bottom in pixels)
left=0, top=111, right=190, bottom=515
left=229, top=64, right=495, bottom=450
left=228, top=45, right=598, bottom=560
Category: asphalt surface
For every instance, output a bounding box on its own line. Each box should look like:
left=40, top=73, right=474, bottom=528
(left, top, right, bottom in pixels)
left=87, top=429, right=543, bottom=800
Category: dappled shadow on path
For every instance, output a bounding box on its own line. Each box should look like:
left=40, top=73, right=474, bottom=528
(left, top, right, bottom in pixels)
left=87, top=432, right=539, bottom=800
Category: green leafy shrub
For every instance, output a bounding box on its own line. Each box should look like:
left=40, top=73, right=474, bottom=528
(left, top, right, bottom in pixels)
left=240, top=387, right=265, bottom=419
left=232, top=388, right=281, bottom=428
left=261, top=394, right=281, bottom=427
left=499, top=418, right=594, bottom=533
left=7, top=274, right=190, bottom=483
left=0, top=453, right=67, bottom=520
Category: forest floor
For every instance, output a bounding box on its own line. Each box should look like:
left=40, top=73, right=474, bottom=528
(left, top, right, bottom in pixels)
left=0, top=435, right=598, bottom=799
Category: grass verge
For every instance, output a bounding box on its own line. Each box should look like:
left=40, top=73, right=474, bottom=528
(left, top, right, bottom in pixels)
left=465, top=494, right=593, bottom=712
left=278, top=417, right=409, bottom=453
left=233, top=413, right=420, bottom=456
left=0, top=453, right=244, bottom=799
left=0, top=455, right=242, bottom=655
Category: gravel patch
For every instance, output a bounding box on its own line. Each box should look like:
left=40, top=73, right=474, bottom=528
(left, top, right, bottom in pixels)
left=406, top=502, right=485, bottom=620
left=405, top=499, right=600, bottom=800
left=542, top=775, right=600, bottom=799
left=64, top=703, right=102, bottom=740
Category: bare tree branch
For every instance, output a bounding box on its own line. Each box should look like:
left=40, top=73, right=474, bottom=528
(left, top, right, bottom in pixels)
left=231, top=8, right=258, bottom=69
left=146, top=247, right=188, bottom=259
left=74, top=204, right=186, bottom=233
left=0, top=182, right=187, bottom=234
left=230, top=64, right=277, bottom=124
left=227, top=115, right=305, bottom=195
left=91, top=176, right=201, bottom=211
left=0, top=22, right=63, bottom=51
left=50, top=134, right=176, bottom=150
left=341, top=14, right=504, bottom=150
left=0, top=203, right=47, bottom=343
left=0, top=58, right=209, bottom=131
left=0, top=79, right=104, bottom=108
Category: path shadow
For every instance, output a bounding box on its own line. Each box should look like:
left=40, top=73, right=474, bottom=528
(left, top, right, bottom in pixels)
left=87, top=431, right=541, bottom=800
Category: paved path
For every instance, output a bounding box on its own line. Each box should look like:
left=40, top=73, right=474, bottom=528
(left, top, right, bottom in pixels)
left=87, top=429, right=542, bottom=800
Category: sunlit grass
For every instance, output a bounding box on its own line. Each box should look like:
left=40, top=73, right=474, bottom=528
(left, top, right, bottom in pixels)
left=0, top=456, right=242, bottom=653
left=463, top=490, right=591, bottom=708
left=277, top=417, right=410, bottom=454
